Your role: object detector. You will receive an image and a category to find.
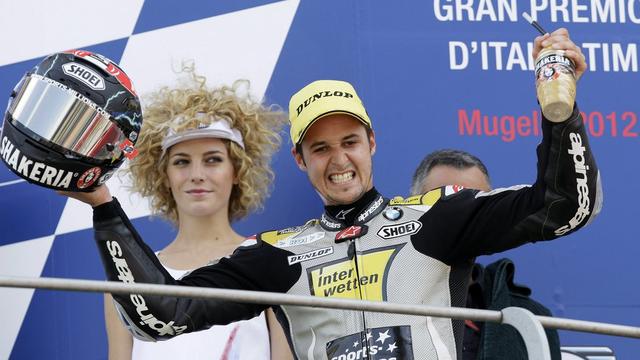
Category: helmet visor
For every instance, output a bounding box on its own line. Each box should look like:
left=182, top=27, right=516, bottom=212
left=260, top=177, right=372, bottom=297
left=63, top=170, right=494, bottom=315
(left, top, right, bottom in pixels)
left=8, top=74, right=126, bottom=160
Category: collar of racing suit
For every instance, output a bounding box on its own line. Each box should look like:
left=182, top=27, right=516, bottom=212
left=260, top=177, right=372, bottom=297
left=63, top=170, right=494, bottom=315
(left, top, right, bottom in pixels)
left=321, top=187, right=388, bottom=231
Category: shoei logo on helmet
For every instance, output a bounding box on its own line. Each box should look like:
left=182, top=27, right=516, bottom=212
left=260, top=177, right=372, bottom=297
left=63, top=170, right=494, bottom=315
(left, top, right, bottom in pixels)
left=62, top=63, right=105, bottom=90
left=1, top=135, right=73, bottom=189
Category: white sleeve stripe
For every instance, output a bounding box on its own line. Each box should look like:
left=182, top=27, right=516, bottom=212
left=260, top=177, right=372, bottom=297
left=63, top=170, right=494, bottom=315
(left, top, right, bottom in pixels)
left=239, top=239, right=257, bottom=247
left=474, top=184, right=531, bottom=198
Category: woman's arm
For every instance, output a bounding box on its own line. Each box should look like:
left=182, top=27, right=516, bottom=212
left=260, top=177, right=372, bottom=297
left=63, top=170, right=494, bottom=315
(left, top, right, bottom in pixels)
left=104, top=293, right=133, bottom=360
left=266, top=308, right=294, bottom=360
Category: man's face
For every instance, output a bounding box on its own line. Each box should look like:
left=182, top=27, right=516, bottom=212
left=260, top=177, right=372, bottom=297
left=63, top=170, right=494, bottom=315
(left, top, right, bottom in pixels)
left=293, top=114, right=376, bottom=206
left=420, top=165, right=491, bottom=193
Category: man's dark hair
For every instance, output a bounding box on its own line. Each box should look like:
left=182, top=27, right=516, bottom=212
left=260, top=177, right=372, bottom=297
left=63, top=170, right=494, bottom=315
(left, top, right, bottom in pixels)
left=410, top=149, right=490, bottom=195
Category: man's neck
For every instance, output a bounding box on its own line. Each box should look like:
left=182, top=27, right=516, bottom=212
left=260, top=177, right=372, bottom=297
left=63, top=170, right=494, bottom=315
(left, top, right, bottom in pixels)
left=324, top=187, right=379, bottom=225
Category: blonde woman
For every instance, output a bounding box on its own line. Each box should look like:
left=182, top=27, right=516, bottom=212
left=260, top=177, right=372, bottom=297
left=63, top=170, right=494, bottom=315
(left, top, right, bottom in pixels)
left=104, top=78, right=292, bottom=360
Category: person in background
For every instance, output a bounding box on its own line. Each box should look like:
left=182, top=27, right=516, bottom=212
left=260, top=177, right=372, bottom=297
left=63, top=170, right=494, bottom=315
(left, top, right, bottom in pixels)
left=410, top=149, right=561, bottom=360
left=104, top=76, right=293, bottom=360
left=410, top=149, right=491, bottom=196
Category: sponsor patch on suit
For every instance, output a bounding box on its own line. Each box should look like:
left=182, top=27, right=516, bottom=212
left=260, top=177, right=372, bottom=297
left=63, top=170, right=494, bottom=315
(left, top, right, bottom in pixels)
left=288, top=246, right=334, bottom=265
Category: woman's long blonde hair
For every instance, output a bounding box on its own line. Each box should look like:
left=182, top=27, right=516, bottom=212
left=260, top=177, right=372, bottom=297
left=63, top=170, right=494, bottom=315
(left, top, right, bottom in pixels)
left=125, top=75, right=286, bottom=224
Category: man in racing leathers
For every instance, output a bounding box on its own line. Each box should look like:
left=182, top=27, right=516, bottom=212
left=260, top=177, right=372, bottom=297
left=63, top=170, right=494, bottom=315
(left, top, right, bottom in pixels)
left=73, top=29, right=600, bottom=359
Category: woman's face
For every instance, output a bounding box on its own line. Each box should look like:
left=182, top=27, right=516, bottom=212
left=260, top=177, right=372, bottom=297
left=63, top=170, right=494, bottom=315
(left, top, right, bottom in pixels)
left=166, top=138, right=236, bottom=220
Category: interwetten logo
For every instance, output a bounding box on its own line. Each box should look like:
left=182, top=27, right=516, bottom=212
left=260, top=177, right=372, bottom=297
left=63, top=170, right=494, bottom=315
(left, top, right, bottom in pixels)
left=307, top=244, right=404, bottom=300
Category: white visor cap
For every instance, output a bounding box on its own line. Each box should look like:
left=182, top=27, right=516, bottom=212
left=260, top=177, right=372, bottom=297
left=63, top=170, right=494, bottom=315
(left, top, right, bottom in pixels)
left=161, top=114, right=245, bottom=155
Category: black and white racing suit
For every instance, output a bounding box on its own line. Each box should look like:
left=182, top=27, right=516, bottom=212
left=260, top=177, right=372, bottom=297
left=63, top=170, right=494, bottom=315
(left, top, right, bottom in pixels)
left=93, top=108, right=601, bottom=360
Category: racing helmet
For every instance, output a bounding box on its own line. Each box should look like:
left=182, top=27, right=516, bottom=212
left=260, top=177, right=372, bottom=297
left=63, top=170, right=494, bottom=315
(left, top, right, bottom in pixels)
left=0, top=50, right=142, bottom=191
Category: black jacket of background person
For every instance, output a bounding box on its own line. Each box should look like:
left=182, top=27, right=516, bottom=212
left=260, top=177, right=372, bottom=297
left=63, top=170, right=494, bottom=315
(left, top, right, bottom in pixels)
left=464, top=259, right=562, bottom=360
left=93, top=106, right=601, bottom=360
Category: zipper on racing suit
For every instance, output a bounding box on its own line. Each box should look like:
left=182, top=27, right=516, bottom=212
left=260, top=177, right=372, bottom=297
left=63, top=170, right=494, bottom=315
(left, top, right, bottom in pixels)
left=348, top=238, right=372, bottom=358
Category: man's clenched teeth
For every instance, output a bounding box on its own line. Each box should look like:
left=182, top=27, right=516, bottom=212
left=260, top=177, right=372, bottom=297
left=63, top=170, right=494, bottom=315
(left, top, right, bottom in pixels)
left=330, top=171, right=354, bottom=184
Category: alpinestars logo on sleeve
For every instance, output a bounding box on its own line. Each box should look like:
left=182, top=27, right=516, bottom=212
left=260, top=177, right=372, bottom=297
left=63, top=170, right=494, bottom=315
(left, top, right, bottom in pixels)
left=554, top=132, right=590, bottom=236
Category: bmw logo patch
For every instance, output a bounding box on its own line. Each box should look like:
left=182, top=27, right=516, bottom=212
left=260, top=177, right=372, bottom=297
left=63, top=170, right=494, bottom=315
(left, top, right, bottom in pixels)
left=383, top=207, right=403, bottom=221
